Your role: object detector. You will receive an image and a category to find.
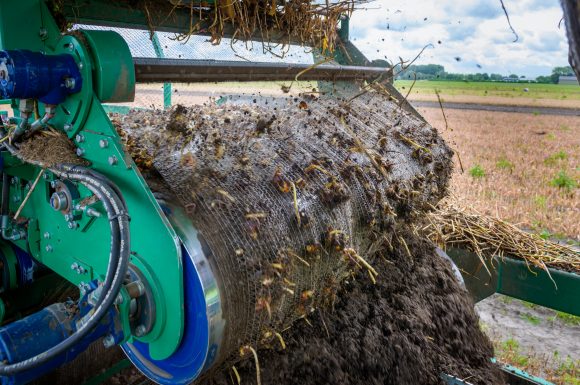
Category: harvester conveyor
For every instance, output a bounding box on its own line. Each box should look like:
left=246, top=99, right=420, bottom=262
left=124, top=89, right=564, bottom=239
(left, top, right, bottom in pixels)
left=0, top=2, right=576, bottom=385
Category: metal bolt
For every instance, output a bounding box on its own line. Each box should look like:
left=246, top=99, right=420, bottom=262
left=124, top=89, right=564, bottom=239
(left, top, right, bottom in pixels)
left=78, top=281, right=90, bottom=295
left=99, top=139, right=109, bottom=148
left=64, top=78, right=76, bottom=89
left=65, top=43, right=74, bottom=52
left=134, top=325, right=147, bottom=337
left=108, top=156, right=118, bottom=166
left=78, top=63, right=84, bottom=70
left=43, top=232, right=51, bottom=239
left=64, top=124, right=72, bottom=132
left=75, top=134, right=84, bottom=143
left=64, top=214, right=73, bottom=221
left=126, top=281, right=147, bottom=298
left=42, top=173, right=50, bottom=180
left=85, top=207, right=101, bottom=218
left=67, top=221, right=78, bottom=229
left=39, top=28, right=48, bottom=40
left=45, top=245, right=53, bottom=252
left=76, top=148, right=85, bottom=157
left=71, top=262, right=79, bottom=271
left=102, top=335, right=116, bottom=349
left=50, top=180, right=57, bottom=188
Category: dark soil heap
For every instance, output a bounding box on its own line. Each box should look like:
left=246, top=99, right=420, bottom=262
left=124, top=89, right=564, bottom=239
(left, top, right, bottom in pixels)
left=204, top=231, right=503, bottom=385
left=114, top=86, right=504, bottom=384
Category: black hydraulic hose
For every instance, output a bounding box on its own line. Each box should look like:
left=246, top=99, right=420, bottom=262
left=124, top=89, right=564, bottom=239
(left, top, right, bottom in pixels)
left=0, top=144, right=131, bottom=375
left=54, top=166, right=127, bottom=308
left=1, top=173, right=9, bottom=216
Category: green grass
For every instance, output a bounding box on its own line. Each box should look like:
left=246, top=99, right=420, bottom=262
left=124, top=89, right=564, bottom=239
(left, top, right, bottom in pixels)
left=550, top=170, right=578, bottom=192
left=394, top=80, right=580, bottom=100
left=496, top=157, right=514, bottom=171
left=469, top=164, right=486, bottom=178
left=533, top=195, right=547, bottom=209
left=521, top=313, right=541, bottom=326
left=555, top=311, right=580, bottom=326
left=544, top=151, right=568, bottom=166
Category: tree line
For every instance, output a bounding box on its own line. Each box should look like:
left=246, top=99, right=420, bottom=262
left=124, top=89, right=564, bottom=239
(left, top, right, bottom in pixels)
left=393, top=64, right=574, bottom=84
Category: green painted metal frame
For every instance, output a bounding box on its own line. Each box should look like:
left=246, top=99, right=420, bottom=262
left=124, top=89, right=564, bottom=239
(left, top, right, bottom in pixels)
left=151, top=32, right=172, bottom=109
left=447, top=248, right=579, bottom=317
left=0, top=0, right=185, bottom=360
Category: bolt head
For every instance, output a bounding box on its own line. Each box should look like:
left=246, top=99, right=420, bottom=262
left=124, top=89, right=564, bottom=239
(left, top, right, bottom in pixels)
left=43, top=232, right=51, bottom=239
left=75, top=134, right=84, bottom=143
left=67, top=221, right=78, bottom=229
left=103, top=335, right=116, bottom=349
left=45, top=245, right=53, bottom=252
left=64, top=124, right=72, bottom=131
left=76, top=148, right=85, bottom=157
left=71, top=262, right=79, bottom=270
left=108, top=156, right=118, bottom=166
left=134, top=325, right=147, bottom=337
left=99, top=139, right=109, bottom=148
left=64, top=78, right=76, bottom=89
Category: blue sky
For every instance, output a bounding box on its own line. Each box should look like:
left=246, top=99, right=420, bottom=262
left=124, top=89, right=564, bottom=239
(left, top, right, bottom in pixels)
left=348, top=0, right=570, bottom=77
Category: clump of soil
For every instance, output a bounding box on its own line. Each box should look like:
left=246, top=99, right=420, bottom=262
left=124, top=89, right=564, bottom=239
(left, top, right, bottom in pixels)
left=202, top=229, right=504, bottom=385
left=17, top=129, right=88, bottom=167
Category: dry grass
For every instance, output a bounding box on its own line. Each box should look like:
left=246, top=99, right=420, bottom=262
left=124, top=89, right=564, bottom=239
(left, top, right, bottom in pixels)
left=419, top=108, right=579, bottom=241
left=425, top=204, right=579, bottom=273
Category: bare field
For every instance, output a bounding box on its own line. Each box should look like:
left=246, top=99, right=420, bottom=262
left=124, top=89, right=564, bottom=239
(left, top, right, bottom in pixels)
left=418, top=107, right=580, bottom=241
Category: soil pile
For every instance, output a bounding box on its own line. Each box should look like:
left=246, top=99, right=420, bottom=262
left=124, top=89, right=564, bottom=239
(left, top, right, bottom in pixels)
left=204, top=230, right=503, bottom=385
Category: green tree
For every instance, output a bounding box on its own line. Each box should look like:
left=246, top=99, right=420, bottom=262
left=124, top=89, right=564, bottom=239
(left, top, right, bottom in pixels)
left=551, top=66, right=574, bottom=83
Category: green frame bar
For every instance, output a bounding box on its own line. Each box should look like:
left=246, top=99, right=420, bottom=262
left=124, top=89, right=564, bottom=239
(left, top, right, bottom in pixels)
left=447, top=248, right=579, bottom=316
left=151, top=32, right=172, bottom=109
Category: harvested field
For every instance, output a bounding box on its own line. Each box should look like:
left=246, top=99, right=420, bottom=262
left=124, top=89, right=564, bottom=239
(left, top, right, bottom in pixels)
left=417, top=108, right=580, bottom=241
left=395, top=81, right=580, bottom=106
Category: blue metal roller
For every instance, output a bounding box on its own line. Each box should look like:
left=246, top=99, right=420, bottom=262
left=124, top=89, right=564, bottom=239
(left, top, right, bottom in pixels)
left=122, top=203, right=225, bottom=385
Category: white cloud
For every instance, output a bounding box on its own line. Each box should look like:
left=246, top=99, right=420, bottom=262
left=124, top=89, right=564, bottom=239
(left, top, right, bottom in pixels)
left=348, top=0, right=569, bottom=77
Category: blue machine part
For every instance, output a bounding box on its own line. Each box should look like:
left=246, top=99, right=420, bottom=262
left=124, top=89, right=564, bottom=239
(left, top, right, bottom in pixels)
left=0, top=245, right=39, bottom=291
left=12, top=246, right=37, bottom=287
left=0, top=50, right=82, bottom=105
left=0, top=291, right=122, bottom=385
left=122, top=203, right=225, bottom=385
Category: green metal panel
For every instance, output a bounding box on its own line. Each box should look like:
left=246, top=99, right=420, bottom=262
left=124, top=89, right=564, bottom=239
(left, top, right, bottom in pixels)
left=81, top=30, right=136, bottom=103
left=0, top=0, right=185, bottom=360
left=0, top=0, right=60, bottom=51
left=447, top=248, right=580, bottom=316
left=151, top=32, right=172, bottom=109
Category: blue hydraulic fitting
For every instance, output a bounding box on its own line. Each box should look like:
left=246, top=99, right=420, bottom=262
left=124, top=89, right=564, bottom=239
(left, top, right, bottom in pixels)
left=0, top=294, right=122, bottom=385
left=0, top=50, right=82, bottom=105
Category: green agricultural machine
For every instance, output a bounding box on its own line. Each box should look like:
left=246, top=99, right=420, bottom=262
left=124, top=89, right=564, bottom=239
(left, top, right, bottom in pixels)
left=0, top=1, right=576, bottom=384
